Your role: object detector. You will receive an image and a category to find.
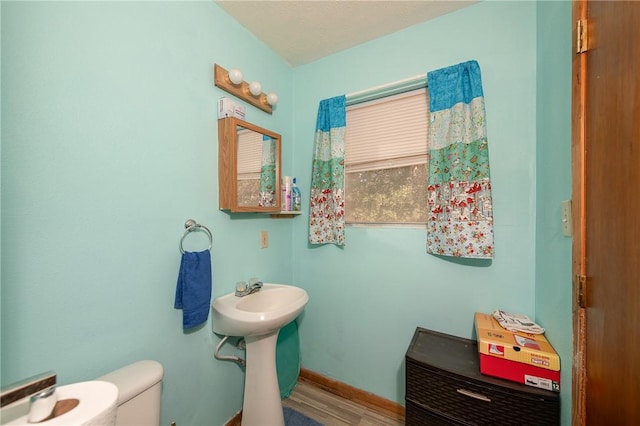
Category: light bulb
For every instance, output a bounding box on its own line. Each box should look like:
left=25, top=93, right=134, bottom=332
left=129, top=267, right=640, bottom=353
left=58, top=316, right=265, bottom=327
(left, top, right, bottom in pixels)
left=266, top=92, right=278, bottom=106
left=249, top=81, right=262, bottom=96
left=228, top=68, right=243, bottom=85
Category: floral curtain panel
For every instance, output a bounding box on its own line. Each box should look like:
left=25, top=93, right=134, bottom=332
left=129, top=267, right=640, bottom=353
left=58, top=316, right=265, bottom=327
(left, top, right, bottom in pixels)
left=426, top=60, right=494, bottom=259
left=308, top=95, right=346, bottom=245
left=258, top=135, right=277, bottom=208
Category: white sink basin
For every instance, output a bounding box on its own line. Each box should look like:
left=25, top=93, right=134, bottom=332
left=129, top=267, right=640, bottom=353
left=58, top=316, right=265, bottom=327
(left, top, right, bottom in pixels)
left=211, top=283, right=308, bottom=337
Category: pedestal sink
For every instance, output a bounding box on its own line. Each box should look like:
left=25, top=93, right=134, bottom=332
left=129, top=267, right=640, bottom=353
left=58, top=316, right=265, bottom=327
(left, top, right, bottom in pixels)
left=211, top=283, right=308, bottom=426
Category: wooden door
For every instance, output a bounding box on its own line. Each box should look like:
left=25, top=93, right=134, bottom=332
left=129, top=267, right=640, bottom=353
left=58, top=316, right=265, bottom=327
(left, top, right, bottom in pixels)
left=572, top=1, right=640, bottom=424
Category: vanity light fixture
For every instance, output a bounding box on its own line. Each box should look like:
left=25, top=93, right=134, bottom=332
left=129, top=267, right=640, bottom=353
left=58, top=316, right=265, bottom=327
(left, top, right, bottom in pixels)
left=214, top=64, right=277, bottom=114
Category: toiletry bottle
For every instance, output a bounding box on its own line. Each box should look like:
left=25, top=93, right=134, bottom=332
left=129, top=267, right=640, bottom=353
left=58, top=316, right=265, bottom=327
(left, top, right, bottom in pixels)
left=286, top=176, right=292, bottom=211
left=281, top=177, right=286, bottom=211
left=281, top=176, right=292, bottom=211
left=291, top=178, right=301, bottom=211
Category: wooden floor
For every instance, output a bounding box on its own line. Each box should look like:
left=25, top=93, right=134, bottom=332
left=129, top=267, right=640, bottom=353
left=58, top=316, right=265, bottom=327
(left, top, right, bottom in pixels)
left=282, top=381, right=405, bottom=426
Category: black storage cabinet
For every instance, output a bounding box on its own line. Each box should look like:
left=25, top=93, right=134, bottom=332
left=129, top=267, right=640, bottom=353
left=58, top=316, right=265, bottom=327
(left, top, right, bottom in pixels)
left=405, top=327, right=560, bottom=425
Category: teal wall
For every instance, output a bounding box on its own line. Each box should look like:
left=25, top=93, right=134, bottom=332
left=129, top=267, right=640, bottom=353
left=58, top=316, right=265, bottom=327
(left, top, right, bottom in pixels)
left=1, top=2, right=293, bottom=425
left=2, top=1, right=573, bottom=425
left=291, top=0, right=541, bottom=401
left=535, top=1, right=573, bottom=425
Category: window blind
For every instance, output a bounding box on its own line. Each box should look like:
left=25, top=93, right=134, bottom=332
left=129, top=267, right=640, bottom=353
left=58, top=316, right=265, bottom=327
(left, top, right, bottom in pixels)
left=345, top=88, right=428, bottom=173
left=237, top=129, right=262, bottom=180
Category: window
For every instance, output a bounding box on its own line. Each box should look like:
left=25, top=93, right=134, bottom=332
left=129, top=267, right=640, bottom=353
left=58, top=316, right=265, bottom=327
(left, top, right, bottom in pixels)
left=345, top=88, right=429, bottom=224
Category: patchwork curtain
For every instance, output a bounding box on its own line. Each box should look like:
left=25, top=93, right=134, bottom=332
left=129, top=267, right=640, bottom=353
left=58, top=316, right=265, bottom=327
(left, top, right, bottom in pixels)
left=426, top=60, right=494, bottom=259
left=308, top=95, right=346, bottom=245
left=258, top=135, right=277, bottom=208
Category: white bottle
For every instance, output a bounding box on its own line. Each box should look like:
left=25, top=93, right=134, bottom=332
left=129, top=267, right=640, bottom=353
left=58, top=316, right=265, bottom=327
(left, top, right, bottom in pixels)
left=281, top=176, right=292, bottom=211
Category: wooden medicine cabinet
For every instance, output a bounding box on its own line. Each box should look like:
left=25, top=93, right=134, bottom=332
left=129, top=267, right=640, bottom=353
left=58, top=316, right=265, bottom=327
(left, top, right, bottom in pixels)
left=218, top=117, right=281, bottom=212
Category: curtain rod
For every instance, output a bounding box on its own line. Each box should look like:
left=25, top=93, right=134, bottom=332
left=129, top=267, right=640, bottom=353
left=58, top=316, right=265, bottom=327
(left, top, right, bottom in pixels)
left=345, top=73, right=427, bottom=106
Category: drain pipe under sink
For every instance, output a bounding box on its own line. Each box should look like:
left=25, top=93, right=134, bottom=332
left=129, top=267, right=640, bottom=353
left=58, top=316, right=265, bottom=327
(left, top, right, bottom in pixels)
left=214, top=336, right=246, bottom=367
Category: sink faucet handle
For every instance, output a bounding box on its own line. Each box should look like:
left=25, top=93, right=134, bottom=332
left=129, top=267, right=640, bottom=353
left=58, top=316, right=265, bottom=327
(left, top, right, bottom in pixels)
left=235, top=279, right=262, bottom=297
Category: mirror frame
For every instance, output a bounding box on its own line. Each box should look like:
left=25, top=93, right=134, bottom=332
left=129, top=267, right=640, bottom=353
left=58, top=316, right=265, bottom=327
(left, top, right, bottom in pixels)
left=218, top=117, right=281, bottom=212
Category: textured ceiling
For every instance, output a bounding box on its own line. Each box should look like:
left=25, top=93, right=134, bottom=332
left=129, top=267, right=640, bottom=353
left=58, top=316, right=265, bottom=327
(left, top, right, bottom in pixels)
left=215, top=1, right=477, bottom=67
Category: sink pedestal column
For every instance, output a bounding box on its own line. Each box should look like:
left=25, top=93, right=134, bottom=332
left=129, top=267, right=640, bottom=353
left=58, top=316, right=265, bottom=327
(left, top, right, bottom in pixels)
left=242, top=330, right=284, bottom=426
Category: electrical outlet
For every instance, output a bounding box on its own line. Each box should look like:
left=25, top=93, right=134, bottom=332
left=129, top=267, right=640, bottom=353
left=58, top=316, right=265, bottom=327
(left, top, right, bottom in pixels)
left=260, top=230, right=268, bottom=248
left=561, top=200, right=572, bottom=237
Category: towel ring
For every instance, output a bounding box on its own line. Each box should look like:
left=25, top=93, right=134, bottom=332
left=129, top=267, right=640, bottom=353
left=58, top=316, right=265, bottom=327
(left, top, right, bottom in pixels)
left=179, top=219, right=213, bottom=254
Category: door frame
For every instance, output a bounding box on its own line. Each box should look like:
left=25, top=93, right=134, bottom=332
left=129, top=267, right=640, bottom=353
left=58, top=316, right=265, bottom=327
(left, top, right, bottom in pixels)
left=571, top=0, right=586, bottom=425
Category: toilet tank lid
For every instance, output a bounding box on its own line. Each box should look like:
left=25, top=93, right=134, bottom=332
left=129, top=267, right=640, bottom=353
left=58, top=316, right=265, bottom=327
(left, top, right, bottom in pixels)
left=98, top=360, right=163, bottom=405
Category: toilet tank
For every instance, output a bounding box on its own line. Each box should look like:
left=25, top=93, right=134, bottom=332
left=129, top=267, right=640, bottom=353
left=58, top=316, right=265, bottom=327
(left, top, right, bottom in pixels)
left=98, top=360, right=163, bottom=426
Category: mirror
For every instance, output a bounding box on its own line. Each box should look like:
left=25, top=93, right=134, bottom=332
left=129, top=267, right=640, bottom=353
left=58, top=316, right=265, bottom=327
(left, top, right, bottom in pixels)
left=218, top=117, right=281, bottom=212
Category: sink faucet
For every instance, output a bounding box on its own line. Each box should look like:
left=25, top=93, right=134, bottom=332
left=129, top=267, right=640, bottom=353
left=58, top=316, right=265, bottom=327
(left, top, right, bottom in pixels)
left=235, top=279, right=263, bottom=297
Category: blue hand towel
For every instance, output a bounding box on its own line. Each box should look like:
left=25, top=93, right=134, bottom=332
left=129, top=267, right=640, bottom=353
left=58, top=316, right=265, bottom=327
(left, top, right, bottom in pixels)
left=174, top=250, right=212, bottom=329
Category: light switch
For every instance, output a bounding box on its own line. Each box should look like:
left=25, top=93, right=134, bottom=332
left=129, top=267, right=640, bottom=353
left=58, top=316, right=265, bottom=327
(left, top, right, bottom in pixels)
left=561, top=200, right=572, bottom=237
left=260, top=230, right=268, bottom=248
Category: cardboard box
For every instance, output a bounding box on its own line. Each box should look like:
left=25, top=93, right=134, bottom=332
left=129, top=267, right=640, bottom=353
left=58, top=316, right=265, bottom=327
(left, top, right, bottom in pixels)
left=475, top=312, right=560, bottom=392
left=218, top=97, right=246, bottom=120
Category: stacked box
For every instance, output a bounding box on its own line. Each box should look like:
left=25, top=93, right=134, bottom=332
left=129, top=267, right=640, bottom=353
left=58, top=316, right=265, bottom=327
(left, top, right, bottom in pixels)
left=218, top=97, right=246, bottom=120
left=474, top=312, right=560, bottom=392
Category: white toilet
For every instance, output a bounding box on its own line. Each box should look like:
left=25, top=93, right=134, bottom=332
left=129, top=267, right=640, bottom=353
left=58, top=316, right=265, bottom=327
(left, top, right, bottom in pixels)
left=98, top=360, right=163, bottom=426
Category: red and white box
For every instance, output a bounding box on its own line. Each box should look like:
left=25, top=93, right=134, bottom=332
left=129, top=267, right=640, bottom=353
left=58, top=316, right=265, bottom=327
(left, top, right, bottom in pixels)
left=474, top=312, right=560, bottom=392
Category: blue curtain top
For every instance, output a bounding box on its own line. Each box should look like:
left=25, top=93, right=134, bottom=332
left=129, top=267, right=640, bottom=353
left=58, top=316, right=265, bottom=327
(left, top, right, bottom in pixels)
left=316, top=95, right=346, bottom=132
left=427, top=60, right=484, bottom=112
